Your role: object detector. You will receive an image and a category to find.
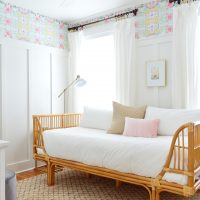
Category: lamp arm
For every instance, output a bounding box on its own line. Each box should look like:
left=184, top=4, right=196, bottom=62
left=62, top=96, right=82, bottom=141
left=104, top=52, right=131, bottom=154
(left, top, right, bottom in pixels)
left=58, top=77, right=79, bottom=98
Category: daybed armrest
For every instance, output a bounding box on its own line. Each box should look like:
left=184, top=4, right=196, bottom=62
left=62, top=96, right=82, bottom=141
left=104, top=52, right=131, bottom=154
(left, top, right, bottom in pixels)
left=158, top=121, right=200, bottom=194
left=33, top=114, right=81, bottom=159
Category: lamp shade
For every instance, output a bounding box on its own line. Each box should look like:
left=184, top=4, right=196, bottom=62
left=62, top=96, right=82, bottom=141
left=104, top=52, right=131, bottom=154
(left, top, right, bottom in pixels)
left=58, top=75, right=86, bottom=112
left=75, top=78, right=87, bottom=87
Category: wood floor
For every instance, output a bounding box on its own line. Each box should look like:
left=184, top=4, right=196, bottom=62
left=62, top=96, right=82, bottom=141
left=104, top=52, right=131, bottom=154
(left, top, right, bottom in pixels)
left=16, top=165, right=64, bottom=181
left=16, top=166, right=46, bottom=181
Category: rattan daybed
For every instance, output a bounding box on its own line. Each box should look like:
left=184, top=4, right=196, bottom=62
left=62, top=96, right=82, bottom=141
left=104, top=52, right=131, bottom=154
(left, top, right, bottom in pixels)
left=33, top=112, right=200, bottom=200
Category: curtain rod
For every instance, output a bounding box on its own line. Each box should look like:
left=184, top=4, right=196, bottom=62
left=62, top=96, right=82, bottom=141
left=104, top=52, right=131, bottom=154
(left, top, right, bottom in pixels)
left=68, top=0, right=199, bottom=32
left=68, top=0, right=168, bottom=32
left=68, top=9, right=138, bottom=32
left=169, top=0, right=199, bottom=4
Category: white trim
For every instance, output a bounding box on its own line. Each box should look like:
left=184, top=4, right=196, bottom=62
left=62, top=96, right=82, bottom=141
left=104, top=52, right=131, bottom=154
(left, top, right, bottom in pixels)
left=137, top=34, right=173, bottom=47
left=26, top=49, right=31, bottom=161
left=50, top=53, right=53, bottom=114
left=0, top=44, right=2, bottom=140
left=0, top=37, right=68, bottom=54
left=0, top=141, right=8, bottom=200
left=0, top=38, right=68, bottom=172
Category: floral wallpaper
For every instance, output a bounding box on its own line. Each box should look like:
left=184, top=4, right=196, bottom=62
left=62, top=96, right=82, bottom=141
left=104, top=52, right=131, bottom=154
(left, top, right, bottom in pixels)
left=69, top=0, right=174, bottom=39
left=136, top=1, right=173, bottom=39
left=0, top=1, right=68, bottom=49
left=0, top=0, right=173, bottom=47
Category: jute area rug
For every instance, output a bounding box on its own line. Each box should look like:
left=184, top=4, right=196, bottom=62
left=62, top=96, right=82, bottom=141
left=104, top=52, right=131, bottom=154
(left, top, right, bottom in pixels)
left=17, top=169, right=200, bottom=200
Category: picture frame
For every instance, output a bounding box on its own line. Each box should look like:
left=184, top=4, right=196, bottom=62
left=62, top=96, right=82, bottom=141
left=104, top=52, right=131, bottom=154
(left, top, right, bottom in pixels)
left=146, top=60, right=166, bottom=87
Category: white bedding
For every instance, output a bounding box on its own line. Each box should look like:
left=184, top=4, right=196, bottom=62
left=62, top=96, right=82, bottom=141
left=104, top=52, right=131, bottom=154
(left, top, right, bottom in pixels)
left=42, top=127, right=187, bottom=185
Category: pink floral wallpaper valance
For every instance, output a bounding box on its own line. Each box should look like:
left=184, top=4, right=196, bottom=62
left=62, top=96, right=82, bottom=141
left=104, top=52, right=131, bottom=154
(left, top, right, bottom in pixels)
left=136, top=1, right=173, bottom=39
left=0, top=1, right=68, bottom=49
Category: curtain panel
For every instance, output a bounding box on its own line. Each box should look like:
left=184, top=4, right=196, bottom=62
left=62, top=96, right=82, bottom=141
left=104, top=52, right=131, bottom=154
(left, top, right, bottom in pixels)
left=114, top=18, right=137, bottom=106
left=67, top=31, right=83, bottom=113
left=172, top=2, right=200, bottom=109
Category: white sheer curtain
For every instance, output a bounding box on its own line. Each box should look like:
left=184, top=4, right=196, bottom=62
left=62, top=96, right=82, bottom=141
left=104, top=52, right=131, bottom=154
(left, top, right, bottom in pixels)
left=114, top=18, right=136, bottom=106
left=67, top=31, right=83, bottom=112
left=172, top=2, right=200, bottom=109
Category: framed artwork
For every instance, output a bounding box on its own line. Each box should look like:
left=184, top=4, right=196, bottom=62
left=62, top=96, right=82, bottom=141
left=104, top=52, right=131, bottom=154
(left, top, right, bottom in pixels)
left=146, top=60, right=166, bottom=87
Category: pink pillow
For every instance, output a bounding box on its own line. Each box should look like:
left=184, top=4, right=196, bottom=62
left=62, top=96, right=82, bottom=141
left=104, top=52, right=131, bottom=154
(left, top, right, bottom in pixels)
left=123, top=117, right=159, bottom=138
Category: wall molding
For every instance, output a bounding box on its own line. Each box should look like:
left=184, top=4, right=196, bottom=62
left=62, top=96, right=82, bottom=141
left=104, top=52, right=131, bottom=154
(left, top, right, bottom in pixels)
left=136, top=33, right=173, bottom=108
left=0, top=44, right=2, bottom=140
left=0, top=38, right=68, bottom=172
left=137, top=34, right=173, bottom=47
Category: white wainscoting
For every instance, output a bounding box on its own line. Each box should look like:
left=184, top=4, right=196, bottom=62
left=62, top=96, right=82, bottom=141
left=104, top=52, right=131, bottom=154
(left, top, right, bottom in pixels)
left=0, top=34, right=173, bottom=172
left=52, top=52, right=68, bottom=114
left=0, top=141, right=8, bottom=200
left=135, top=34, right=173, bottom=108
left=0, top=38, right=68, bottom=172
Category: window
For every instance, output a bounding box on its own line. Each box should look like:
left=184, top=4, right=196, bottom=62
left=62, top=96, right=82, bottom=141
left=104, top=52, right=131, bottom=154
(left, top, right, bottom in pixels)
left=77, top=34, right=116, bottom=110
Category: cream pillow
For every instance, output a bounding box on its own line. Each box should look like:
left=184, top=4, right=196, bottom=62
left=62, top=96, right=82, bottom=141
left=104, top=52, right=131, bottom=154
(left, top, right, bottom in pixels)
left=145, top=106, right=200, bottom=136
left=107, top=102, right=146, bottom=134
left=80, top=107, right=112, bottom=130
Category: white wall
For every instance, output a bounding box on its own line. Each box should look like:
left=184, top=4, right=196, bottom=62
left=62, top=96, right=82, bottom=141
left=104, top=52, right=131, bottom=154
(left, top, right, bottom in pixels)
left=0, top=33, right=173, bottom=172
left=135, top=34, right=173, bottom=108
left=0, top=38, right=68, bottom=172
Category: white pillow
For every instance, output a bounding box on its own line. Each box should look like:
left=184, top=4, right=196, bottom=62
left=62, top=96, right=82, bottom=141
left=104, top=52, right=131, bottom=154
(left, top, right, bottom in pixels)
left=145, top=106, right=200, bottom=136
left=80, top=107, right=112, bottom=130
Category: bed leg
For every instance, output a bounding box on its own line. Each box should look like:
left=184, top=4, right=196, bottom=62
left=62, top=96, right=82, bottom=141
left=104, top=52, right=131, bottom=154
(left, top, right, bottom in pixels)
left=151, top=187, right=156, bottom=200
left=47, top=162, right=55, bottom=186
left=155, top=189, right=160, bottom=200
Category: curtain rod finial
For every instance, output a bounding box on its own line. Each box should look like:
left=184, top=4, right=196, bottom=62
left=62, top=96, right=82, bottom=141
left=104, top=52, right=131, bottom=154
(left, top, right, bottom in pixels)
left=133, top=9, right=138, bottom=16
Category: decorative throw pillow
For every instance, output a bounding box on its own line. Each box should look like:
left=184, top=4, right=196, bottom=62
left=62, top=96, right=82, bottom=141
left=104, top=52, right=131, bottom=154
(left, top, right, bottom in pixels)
left=107, top=102, right=146, bottom=134
left=79, top=106, right=113, bottom=130
left=145, top=106, right=200, bottom=136
left=123, top=117, right=159, bottom=138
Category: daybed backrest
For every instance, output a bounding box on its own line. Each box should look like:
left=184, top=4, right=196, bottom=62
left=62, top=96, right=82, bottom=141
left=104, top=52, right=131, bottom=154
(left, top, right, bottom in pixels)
left=145, top=106, right=200, bottom=136
left=80, top=107, right=112, bottom=130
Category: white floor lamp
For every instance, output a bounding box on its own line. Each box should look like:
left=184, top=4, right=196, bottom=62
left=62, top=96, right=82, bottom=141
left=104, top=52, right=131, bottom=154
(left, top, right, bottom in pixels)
left=58, top=75, right=86, bottom=112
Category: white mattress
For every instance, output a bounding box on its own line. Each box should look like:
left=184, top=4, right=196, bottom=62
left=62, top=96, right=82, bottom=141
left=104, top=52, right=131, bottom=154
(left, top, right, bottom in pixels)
left=42, top=127, right=188, bottom=185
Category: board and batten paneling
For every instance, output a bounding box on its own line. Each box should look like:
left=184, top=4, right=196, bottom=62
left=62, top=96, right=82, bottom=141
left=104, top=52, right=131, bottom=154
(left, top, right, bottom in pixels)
left=135, top=35, right=173, bottom=108
left=0, top=44, right=2, bottom=140
left=0, top=34, right=172, bottom=172
left=0, top=38, right=68, bottom=172
left=51, top=52, right=68, bottom=114
left=2, top=42, right=30, bottom=171
left=29, top=49, right=51, bottom=115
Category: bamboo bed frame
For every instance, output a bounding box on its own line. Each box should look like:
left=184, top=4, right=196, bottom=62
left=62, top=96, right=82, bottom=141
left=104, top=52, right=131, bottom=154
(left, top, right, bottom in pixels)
left=33, top=113, right=200, bottom=200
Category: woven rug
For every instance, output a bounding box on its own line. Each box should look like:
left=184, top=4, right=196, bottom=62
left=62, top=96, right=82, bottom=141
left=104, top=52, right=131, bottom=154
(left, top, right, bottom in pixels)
left=17, top=169, right=200, bottom=200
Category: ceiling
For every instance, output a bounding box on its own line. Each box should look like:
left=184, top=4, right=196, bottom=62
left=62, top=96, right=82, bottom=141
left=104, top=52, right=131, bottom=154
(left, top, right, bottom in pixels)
left=3, top=0, right=152, bottom=23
